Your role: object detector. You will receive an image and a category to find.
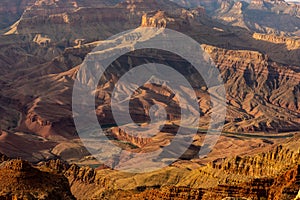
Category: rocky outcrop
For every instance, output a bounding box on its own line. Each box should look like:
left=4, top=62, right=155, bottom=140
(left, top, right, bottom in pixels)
left=109, top=127, right=153, bottom=148
left=251, top=0, right=265, bottom=5
left=141, top=11, right=176, bottom=28
left=39, top=159, right=69, bottom=173
left=65, top=164, right=96, bottom=184
left=268, top=165, right=300, bottom=200
left=128, top=167, right=299, bottom=200
left=141, top=8, right=205, bottom=29
left=0, top=159, right=75, bottom=200
left=253, top=33, right=300, bottom=50
left=33, top=34, right=52, bottom=46
left=211, top=145, right=300, bottom=177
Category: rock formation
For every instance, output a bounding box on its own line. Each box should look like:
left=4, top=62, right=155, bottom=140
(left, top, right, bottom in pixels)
left=253, top=33, right=300, bottom=50
left=0, top=159, right=75, bottom=199
left=30, top=138, right=300, bottom=199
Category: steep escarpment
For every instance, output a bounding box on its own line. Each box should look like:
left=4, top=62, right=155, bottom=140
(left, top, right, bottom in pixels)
left=253, top=33, right=300, bottom=50
left=186, top=165, right=299, bottom=200
left=123, top=175, right=292, bottom=200
left=109, top=127, right=153, bottom=148
left=7, top=0, right=182, bottom=44
left=203, top=44, right=300, bottom=132
left=210, top=144, right=300, bottom=177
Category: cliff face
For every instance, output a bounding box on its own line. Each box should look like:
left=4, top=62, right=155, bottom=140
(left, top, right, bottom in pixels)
left=211, top=145, right=300, bottom=177
left=203, top=44, right=300, bottom=132
left=7, top=0, right=181, bottom=44
left=253, top=33, right=300, bottom=50
left=124, top=172, right=297, bottom=200
left=109, top=127, right=153, bottom=148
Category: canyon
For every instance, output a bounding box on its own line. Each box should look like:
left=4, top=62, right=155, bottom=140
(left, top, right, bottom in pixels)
left=0, top=0, right=299, bottom=199
left=171, top=0, right=300, bottom=36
